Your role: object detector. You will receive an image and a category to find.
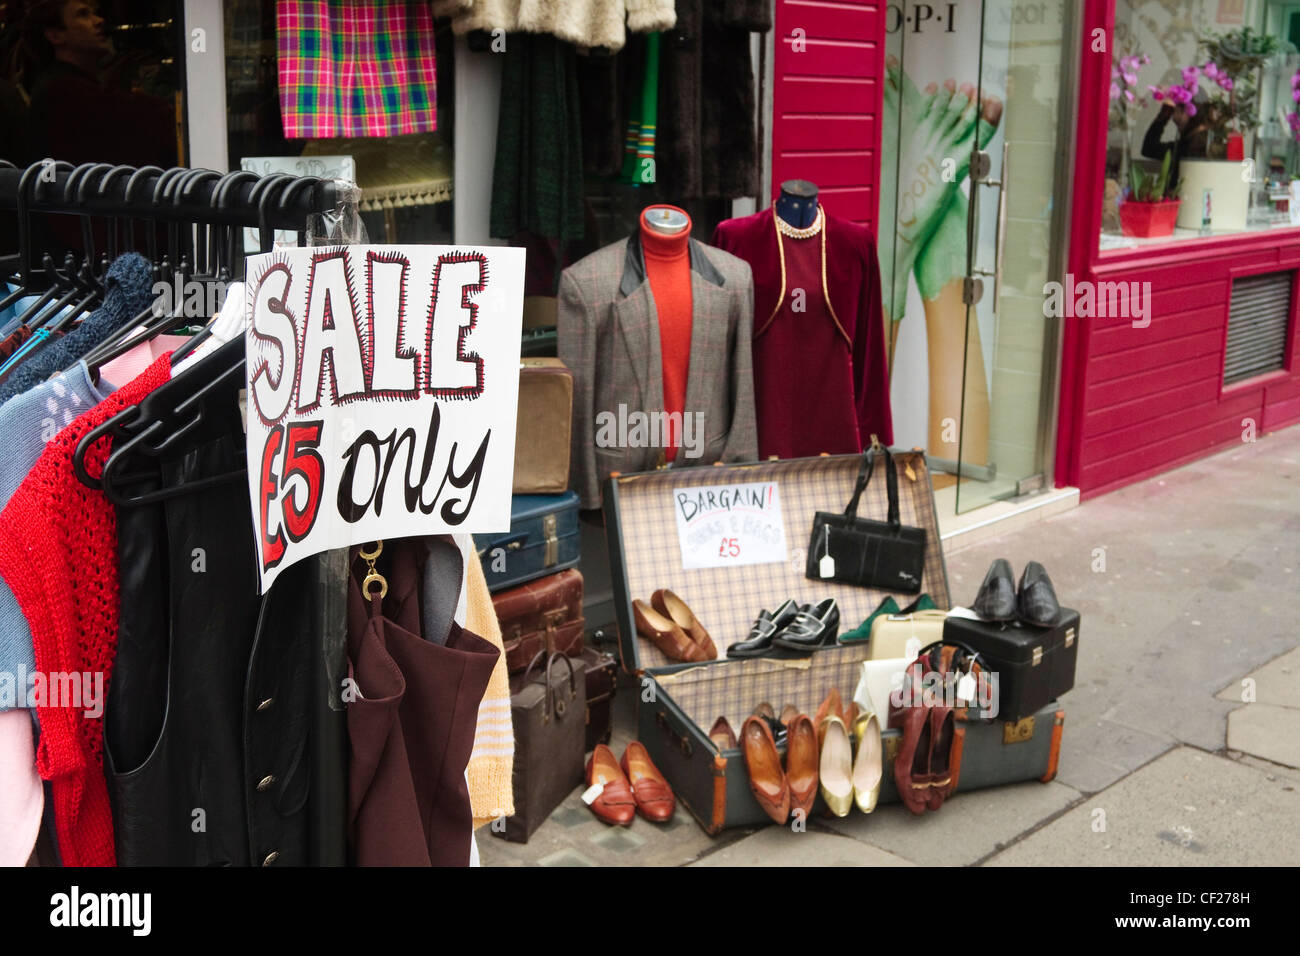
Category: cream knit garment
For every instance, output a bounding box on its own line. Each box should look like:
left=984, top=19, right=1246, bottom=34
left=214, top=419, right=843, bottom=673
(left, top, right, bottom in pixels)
left=450, top=0, right=675, bottom=52
left=457, top=535, right=515, bottom=828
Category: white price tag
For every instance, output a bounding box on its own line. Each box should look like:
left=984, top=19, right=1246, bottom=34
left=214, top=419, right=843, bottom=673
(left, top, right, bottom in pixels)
left=904, top=636, right=921, bottom=661
left=580, top=782, right=605, bottom=805
left=819, top=553, right=835, bottom=578
left=956, top=672, right=977, bottom=703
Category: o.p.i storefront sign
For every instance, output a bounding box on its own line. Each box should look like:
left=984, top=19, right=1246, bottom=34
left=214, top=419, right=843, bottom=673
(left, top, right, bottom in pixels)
left=244, top=245, right=524, bottom=592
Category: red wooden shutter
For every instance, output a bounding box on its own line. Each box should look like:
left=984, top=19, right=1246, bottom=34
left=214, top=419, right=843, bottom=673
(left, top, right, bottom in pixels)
left=770, top=0, right=885, bottom=233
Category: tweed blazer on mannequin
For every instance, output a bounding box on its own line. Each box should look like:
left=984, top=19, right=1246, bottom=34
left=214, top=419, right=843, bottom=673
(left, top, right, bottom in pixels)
left=558, top=233, right=758, bottom=509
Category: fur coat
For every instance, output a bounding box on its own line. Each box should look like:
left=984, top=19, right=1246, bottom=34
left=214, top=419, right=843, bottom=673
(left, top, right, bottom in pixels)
left=659, top=0, right=770, bottom=199
left=448, top=0, right=676, bottom=52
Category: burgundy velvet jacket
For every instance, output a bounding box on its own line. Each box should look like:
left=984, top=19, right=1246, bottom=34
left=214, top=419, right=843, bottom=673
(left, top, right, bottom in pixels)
left=712, top=208, right=893, bottom=459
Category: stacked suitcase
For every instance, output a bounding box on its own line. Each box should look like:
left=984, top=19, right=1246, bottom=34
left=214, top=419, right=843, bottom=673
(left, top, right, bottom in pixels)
left=602, top=451, right=1070, bottom=834
left=487, top=359, right=619, bottom=841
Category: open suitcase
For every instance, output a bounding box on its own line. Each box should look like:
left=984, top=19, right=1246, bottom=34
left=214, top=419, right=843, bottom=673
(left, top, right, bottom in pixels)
left=603, top=451, right=1065, bottom=834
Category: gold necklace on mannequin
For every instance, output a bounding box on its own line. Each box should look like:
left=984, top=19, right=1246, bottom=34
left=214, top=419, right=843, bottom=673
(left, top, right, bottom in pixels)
left=759, top=204, right=850, bottom=346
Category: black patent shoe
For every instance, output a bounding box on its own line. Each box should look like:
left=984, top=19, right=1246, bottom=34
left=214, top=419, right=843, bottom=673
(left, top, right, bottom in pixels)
left=1017, top=561, right=1061, bottom=627
left=771, top=599, right=841, bottom=652
left=971, top=558, right=1017, bottom=622
left=728, top=599, right=799, bottom=658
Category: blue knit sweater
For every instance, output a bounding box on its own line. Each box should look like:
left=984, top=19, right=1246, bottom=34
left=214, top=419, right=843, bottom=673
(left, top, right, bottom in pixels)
left=0, top=253, right=154, bottom=408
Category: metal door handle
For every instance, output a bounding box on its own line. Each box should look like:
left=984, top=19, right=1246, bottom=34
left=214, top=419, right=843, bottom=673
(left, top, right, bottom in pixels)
left=972, top=142, right=1010, bottom=315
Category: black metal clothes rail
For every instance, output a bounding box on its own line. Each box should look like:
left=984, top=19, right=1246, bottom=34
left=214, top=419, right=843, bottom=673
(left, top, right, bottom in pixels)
left=0, top=165, right=340, bottom=230
left=0, top=161, right=346, bottom=281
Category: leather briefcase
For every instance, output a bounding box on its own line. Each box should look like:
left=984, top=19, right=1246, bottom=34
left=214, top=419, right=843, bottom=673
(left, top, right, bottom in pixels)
left=514, top=358, right=572, bottom=494
left=579, top=647, right=617, bottom=752
left=496, top=651, right=587, bottom=843
left=493, top=569, right=585, bottom=674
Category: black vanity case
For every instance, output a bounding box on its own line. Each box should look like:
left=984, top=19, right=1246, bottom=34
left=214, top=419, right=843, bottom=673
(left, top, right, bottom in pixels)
left=942, top=609, right=1079, bottom=721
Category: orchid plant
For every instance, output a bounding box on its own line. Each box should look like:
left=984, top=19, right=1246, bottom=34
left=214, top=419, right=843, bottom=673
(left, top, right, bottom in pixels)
left=1287, top=67, right=1300, bottom=143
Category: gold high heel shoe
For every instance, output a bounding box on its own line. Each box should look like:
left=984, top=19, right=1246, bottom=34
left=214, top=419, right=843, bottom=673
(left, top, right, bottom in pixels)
left=816, top=691, right=854, bottom=818
left=851, top=708, right=883, bottom=814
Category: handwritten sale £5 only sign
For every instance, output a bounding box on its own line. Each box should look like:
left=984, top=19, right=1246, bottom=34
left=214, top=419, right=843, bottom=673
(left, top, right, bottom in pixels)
left=245, top=246, right=524, bottom=592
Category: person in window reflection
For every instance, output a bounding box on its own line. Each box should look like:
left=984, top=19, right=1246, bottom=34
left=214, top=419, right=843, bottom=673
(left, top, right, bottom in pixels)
left=24, top=0, right=177, bottom=169
left=22, top=0, right=177, bottom=255
left=1141, top=93, right=1220, bottom=187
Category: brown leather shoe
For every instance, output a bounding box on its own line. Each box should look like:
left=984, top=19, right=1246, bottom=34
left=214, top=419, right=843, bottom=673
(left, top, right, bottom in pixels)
left=926, top=706, right=956, bottom=811
left=585, top=744, right=637, bottom=826
left=814, top=687, right=846, bottom=741
left=778, top=704, right=800, bottom=728
left=892, top=703, right=932, bottom=816
left=652, top=589, right=717, bottom=660
left=741, top=714, right=790, bottom=824
left=709, top=716, right=738, bottom=750
left=634, top=599, right=700, bottom=662
left=785, top=714, right=819, bottom=818
left=621, top=741, right=676, bottom=822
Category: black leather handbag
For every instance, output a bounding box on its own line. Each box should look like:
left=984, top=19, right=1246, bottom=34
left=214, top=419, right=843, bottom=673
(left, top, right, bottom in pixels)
left=805, top=445, right=926, bottom=593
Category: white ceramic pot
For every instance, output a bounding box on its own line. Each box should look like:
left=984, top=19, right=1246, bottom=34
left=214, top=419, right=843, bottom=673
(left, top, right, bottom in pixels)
left=1176, top=159, right=1250, bottom=231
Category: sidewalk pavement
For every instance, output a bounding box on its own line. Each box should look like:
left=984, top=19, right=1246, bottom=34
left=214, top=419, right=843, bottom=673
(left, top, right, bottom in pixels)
left=479, top=425, right=1300, bottom=867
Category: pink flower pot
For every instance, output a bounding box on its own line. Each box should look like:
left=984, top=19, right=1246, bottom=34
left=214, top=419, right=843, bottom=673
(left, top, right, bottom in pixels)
left=1119, top=198, right=1181, bottom=238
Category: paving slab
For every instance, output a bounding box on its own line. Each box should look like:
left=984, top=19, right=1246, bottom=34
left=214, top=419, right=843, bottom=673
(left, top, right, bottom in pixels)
left=689, top=826, right=914, bottom=867
left=1230, top=752, right=1300, bottom=786
left=1216, top=647, right=1300, bottom=707
left=816, top=779, right=1080, bottom=866
left=1051, top=719, right=1176, bottom=796
left=983, top=747, right=1300, bottom=866
left=477, top=783, right=738, bottom=867
left=1226, top=703, right=1300, bottom=769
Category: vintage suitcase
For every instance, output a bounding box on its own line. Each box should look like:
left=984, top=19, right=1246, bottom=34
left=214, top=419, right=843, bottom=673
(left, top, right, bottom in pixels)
left=475, top=491, right=581, bottom=592
left=643, top=661, right=1065, bottom=831
left=943, top=609, right=1080, bottom=721
left=866, top=609, right=948, bottom=661
left=580, top=647, right=618, bottom=752
left=495, top=652, right=588, bottom=843
left=606, top=451, right=974, bottom=833
left=513, top=358, right=572, bottom=494
left=492, top=569, right=585, bottom=674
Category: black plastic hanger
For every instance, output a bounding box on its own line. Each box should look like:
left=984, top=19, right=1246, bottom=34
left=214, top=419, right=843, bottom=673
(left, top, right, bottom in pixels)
left=100, top=338, right=248, bottom=506
left=0, top=161, right=63, bottom=313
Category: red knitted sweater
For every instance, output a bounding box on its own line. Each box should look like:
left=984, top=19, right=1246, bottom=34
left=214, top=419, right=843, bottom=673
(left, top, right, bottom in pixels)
left=0, top=353, right=172, bottom=867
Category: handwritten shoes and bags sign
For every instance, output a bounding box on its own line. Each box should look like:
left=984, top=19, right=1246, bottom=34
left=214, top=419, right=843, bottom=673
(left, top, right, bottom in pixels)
left=807, top=444, right=926, bottom=593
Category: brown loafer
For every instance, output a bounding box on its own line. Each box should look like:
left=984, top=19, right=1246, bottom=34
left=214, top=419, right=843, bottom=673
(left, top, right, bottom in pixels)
left=926, top=706, right=957, bottom=811
left=651, top=589, right=717, bottom=660
left=585, top=744, right=637, bottom=826
left=778, top=704, right=800, bottom=728
left=709, top=716, right=738, bottom=750
left=634, top=599, right=700, bottom=662
left=741, top=714, right=790, bottom=824
left=620, top=741, right=676, bottom=822
left=785, top=714, right=819, bottom=818
left=892, top=703, right=932, bottom=816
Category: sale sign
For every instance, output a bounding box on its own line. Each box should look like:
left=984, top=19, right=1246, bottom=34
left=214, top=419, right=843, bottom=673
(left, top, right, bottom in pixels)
left=672, top=481, right=788, bottom=570
left=245, top=245, right=524, bottom=592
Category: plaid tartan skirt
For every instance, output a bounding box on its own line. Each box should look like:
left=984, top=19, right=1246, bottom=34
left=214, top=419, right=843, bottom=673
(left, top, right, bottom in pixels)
left=277, top=0, right=439, bottom=138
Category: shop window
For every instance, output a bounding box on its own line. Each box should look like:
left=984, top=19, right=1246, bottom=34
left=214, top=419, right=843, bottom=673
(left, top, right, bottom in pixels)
left=1104, top=1, right=1300, bottom=249
left=223, top=0, right=454, bottom=249
left=1224, top=269, right=1292, bottom=384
